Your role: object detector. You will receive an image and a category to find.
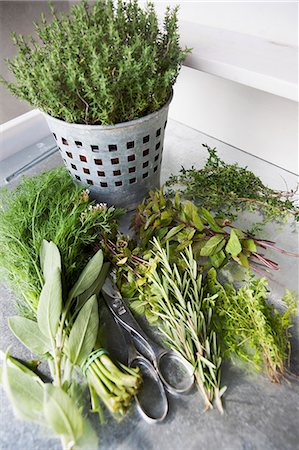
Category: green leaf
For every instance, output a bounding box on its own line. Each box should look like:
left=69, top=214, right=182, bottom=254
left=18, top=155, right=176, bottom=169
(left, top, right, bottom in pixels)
left=200, top=235, right=225, bottom=257
left=201, top=208, right=224, bottom=232
left=40, top=240, right=61, bottom=281
left=75, top=262, right=110, bottom=312
left=238, top=252, right=250, bottom=268
left=2, top=355, right=44, bottom=423
left=8, top=316, right=50, bottom=355
left=164, top=224, right=185, bottom=241
left=43, top=384, right=83, bottom=443
left=209, top=250, right=226, bottom=268
left=243, top=239, right=257, bottom=253
left=64, top=295, right=99, bottom=366
left=37, top=267, right=62, bottom=341
left=225, top=229, right=242, bottom=257
left=69, top=249, right=104, bottom=300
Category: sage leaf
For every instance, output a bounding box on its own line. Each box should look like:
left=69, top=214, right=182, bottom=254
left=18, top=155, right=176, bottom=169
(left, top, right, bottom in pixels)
left=2, top=355, right=44, bottom=423
left=8, top=316, right=50, bottom=355
left=64, top=295, right=99, bottom=366
left=226, top=229, right=242, bottom=257
left=37, top=267, right=62, bottom=341
left=210, top=250, right=226, bottom=268
left=75, top=261, right=110, bottom=312
left=200, top=235, right=225, bottom=257
left=68, top=249, right=103, bottom=300
left=40, top=240, right=61, bottom=281
left=43, top=384, right=83, bottom=443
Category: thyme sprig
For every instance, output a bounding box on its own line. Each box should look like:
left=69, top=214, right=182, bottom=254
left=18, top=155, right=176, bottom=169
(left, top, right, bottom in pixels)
left=166, top=144, right=299, bottom=233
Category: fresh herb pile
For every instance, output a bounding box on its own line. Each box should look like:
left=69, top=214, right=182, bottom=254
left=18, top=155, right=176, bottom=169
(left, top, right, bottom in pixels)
left=3, top=242, right=141, bottom=449
left=205, top=269, right=297, bottom=383
left=106, top=190, right=298, bottom=410
left=0, top=166, right=122, bottom=317
left=166, top=144, right=299, bottom=232
left=1, top=0, right=190, bottom=124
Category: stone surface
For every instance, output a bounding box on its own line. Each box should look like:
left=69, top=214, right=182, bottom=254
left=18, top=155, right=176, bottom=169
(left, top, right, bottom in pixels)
left=0, top=120, right=298, bottom=450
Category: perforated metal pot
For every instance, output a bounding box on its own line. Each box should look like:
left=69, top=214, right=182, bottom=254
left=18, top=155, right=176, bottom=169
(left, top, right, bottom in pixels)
left=43, top=92, right=172, bottom=210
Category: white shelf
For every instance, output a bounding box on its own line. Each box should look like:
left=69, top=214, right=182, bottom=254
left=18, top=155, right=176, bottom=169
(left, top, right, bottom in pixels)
left=180, top=22, right=298, bottom=101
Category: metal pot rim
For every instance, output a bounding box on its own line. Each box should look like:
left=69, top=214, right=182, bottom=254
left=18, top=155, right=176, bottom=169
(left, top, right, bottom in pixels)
left=42, top=90, right=173, bottom=131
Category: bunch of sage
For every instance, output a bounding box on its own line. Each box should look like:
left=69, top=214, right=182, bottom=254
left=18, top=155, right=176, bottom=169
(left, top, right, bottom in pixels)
left=2, top=240, right=141, bottom=449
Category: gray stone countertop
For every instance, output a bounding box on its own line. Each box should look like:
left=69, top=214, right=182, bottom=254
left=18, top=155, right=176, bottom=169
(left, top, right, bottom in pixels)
left=0, top=119, right=298, bottom=450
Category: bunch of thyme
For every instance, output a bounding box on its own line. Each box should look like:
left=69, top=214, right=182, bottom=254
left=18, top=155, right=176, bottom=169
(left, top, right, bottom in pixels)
left=1, top=0, right=190, bottom=124
left=166, top=144, right=298, bottom=233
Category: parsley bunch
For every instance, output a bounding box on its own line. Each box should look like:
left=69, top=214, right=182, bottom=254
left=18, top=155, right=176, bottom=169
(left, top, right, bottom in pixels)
left=1, top=0, right=190, bottom=125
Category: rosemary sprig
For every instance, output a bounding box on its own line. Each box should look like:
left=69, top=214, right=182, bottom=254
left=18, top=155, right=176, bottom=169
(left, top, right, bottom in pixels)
left=139, top=238, right=225, bottom=412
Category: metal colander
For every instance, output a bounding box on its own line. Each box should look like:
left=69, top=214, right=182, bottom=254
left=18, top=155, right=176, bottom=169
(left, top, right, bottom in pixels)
left=43, top=93, right=172, bottom=210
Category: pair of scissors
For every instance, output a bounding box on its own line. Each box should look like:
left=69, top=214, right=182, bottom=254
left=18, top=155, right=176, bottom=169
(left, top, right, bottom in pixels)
left=102, top=275, right=194, bottom=423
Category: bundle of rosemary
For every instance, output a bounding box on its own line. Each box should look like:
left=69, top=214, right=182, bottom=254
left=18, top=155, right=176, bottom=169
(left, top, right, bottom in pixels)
left=166, top=144, right=299, bottom=233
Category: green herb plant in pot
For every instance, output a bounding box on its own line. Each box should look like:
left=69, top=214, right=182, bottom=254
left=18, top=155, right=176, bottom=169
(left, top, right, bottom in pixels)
left=1, top=0, right=190, bottom=209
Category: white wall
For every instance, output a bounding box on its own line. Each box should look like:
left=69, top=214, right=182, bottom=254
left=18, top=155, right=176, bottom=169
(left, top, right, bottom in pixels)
left=150, top=1, right=298, bottom=47
left=170, top=67, right=298, bottom=173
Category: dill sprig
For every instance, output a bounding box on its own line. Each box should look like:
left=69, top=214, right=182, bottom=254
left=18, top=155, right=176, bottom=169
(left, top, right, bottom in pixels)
left=166, top=144, right=299, bottom=233
left=0, top=166, right=122, bottom=317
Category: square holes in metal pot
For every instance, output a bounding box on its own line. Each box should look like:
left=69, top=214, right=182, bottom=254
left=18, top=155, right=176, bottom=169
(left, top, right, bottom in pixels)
left=83, top=168, right=90, bottom=174
left=97, top=171, right=105, bottom=177
left=109, top=144, right=117, bottom=152
left=87, top=179, right=93, bottom=185
left=129, top=177, right=136, bottom=184
left=66, top=151, right=73, bottom=159
left=115, top=181, right=122, bottom=187
left=156, top=128, right=161, bottom=137
left=143, top=161, right=149, bottom=168
left=154, top=155, right=159, bottom=162
left=154, top=166, right=158, bottom=172
left=53, top=133, right=57, bottom=140
left=80, top=155, right=87, bottom=162
left=129, top=167, right=136, bottom=173
left=143, top=135, right=150, bottom=144
left=75, top=175, right=81, bottom=181
left=75, top=141, right=83, bottom=147
left=143, top=172, right=149, bottom=179
left=143, top=149, right=149, bottom=157
left=113, top=170, right=121, bottom=176
left=127, top=141, right=134, bottom=149
left=128, top=154, right=135, bottom=162
left=100, top=182, right=108, bottom=187
left=94, top=159, right=102, bottom=165
left=91, top=145, right=99, bottom=152
left=111, top=157, right=119, bottom=165
left=62, top=137, right=69, bottom=145
left=71, top=163, right=77, bottom=170
left=155, top=142, right=160, bottom=150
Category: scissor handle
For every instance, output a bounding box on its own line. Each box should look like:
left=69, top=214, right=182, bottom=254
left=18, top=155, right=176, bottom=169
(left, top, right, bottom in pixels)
left=155, top=350, right=194, bottom=395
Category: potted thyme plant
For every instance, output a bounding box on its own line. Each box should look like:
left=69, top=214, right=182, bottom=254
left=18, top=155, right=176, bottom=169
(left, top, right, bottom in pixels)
left=1, top=0, right=190, bottom=209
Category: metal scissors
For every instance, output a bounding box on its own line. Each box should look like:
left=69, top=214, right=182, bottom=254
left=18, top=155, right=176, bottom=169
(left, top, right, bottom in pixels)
left=102, top=275, right=194, bottom=422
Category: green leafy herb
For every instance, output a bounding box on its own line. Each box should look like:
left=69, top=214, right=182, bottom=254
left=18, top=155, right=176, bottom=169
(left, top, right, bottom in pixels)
left=204, top=269, right=298, bottom=382
left=0, top=166, right=122, bottom=317
left=129, top=239, right=224, bottom=412
left=1, top=0, right=190, bottom=125
left=166, top=144, right=299, bottom=232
